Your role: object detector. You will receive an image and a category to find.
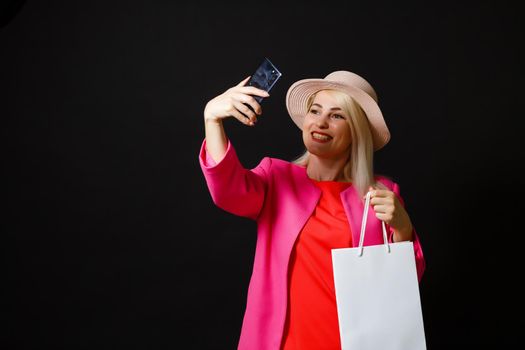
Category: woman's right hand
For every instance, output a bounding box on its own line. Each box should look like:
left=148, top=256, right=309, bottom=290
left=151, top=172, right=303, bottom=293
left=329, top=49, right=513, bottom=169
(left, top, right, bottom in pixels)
left=203, top=76, right=270, bottom=126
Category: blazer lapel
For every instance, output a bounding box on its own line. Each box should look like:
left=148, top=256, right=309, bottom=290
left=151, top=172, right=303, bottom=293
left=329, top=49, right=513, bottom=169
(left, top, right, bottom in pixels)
left=340, top=185, right=381, bottom=247
left=288, top=166, right=321, bottom=246
left=340, top=185, right=363, bottom=247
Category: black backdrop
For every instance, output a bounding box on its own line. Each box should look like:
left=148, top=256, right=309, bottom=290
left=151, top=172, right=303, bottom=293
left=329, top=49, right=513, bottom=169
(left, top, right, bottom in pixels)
left=2, top=1, right=523, bottom=349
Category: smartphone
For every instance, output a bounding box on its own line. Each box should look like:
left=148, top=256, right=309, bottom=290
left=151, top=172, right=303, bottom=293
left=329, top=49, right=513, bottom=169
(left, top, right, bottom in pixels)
left=246, top=57, right=282, bottom=103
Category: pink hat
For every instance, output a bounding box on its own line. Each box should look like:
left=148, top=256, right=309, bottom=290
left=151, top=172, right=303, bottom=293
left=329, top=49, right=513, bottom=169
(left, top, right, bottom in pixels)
left=285, top=70, right=391, bottom=151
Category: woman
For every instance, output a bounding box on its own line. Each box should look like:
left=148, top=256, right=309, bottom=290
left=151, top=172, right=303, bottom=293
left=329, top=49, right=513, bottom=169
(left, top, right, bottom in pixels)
left=199, top=70, right=425, bottom=350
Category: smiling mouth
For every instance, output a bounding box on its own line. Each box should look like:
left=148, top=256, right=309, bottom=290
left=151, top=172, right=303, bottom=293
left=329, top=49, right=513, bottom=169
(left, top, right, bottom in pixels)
left=312, top=132, right=332, bottom=141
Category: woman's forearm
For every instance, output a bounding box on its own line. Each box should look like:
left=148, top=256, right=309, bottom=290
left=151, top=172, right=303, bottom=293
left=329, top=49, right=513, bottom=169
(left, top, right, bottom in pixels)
left=204, top=118, right=228, bottom=163
left=392, top=223, right=414, bottom=242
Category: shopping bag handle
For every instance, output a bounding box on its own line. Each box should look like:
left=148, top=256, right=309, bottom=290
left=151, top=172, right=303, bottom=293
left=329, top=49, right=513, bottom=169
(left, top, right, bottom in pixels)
left=358, top=191, right=390, bottom=256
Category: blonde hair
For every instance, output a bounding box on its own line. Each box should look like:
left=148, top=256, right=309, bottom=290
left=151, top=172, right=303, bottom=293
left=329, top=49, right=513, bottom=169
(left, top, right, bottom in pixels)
left=292, top=89, right=386, bottom=197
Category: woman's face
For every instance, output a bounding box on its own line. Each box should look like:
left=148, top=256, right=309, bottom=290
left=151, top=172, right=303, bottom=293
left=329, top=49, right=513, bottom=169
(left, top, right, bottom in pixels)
left=302, top=90, right=352, bottom=160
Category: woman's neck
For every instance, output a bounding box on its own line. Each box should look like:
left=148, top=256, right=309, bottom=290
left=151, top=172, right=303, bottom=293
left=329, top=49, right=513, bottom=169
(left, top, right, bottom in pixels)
left=306, top=155, right=349, bottom=182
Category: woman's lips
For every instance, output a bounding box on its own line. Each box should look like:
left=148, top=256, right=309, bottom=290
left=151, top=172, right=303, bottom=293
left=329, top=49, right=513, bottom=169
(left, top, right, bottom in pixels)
left=311, top=131, right=332, bottom=143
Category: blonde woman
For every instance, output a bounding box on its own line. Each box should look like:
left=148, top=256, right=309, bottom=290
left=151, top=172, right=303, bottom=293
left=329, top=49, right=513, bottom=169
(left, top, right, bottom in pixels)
left=199, top=70, right=425, bottom=350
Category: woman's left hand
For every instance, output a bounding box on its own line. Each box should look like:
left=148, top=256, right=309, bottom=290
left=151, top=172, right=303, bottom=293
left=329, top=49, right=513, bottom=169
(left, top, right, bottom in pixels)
left=367, top=188, right=414, bottom=242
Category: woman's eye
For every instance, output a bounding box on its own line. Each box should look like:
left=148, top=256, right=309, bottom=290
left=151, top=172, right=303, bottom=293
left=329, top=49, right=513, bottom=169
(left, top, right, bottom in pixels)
left=332, top=114, right=345, bottom=119
left=309, top=109, right=320, bottom=115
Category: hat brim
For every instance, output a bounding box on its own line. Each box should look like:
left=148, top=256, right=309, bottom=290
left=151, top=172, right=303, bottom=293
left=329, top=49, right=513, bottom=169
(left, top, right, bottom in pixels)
left=286, top=79, right=391, bottom=151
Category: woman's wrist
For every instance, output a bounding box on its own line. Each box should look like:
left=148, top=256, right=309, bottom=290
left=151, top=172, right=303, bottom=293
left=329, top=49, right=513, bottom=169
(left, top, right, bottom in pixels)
left=392, top=223, right=414, bottom=242
left=204, top=113, right=222, bottom=123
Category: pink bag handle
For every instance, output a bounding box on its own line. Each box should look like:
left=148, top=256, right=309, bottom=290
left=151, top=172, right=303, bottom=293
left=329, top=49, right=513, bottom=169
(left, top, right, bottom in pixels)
left=358, top=191, right=390, bottom=257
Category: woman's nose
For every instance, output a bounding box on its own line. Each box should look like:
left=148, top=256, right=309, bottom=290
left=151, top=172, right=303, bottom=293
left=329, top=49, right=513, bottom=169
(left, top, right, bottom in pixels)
left=315, top=113, right=330, bottom=128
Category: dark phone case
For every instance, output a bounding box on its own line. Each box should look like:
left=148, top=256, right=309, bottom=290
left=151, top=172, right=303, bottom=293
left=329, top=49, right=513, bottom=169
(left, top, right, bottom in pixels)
left=246, top=58, right=282, bottom=103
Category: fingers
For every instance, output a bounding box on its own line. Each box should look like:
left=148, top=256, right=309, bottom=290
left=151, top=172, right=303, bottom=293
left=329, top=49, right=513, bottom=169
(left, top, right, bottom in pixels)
left=371, top=202, right=394, bottom=224
left=228, top=107, right=255, bottom=126
left=237, top=76, right=251, bottom=87
left=368, top=188, right=391, bottom=198
left=366, top=187, right=392, bottom=199
left=229, top=91, right=262, bottom=116
left=371, top=204, right=388, bottom=214
left=235, top=77, right=271, bottom=98
left=232, top=100, right=258, bottom=124
left=238, top=86, right=270, bottom=98
left=370, top=194, right=394, bottom=205
left=374, top=212, right=394, bottom=223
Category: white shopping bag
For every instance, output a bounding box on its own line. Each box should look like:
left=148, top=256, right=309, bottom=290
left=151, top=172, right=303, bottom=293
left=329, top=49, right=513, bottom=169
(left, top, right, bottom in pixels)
left=332, top=191, right=426, bottom=350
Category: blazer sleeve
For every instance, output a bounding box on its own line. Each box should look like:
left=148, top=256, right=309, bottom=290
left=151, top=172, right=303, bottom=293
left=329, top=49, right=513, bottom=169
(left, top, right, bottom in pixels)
left=390, top=182, right=426, bottom=283
left=198, top=138, right=270, bottom=220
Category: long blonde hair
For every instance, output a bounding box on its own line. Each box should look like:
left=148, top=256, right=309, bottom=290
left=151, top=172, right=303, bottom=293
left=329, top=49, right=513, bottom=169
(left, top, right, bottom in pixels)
left=292, top=89, right=385, bottom=197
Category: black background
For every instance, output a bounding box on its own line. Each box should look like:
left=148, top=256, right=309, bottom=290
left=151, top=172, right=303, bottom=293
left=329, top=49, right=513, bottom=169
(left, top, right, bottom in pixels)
left=2, top=1, right=523, bottom=349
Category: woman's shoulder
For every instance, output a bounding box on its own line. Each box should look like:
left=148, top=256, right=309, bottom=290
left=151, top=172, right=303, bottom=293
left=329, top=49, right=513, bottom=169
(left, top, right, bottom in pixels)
left=256, top=155, right=299, bottom=167
left=267, top=156, right=298, bottom=167
left=254, top=156, right=305, bottom=177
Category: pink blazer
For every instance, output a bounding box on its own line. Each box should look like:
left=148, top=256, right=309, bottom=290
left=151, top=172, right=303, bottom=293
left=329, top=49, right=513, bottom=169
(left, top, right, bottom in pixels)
left=199, top=139, right=425, bottom=350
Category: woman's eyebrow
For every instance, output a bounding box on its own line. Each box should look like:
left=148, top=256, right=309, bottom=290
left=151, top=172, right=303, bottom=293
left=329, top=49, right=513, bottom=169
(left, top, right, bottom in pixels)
left=312, top=103, right=342, bottom=111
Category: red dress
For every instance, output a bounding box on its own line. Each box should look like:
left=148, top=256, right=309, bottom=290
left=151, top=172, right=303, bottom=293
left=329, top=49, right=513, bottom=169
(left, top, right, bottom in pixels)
left=282, top=180, right=353, bottom=350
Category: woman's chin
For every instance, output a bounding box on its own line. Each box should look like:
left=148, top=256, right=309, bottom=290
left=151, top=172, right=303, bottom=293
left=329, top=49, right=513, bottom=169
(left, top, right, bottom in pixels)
left=305, top=145, right=331, bottom=158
